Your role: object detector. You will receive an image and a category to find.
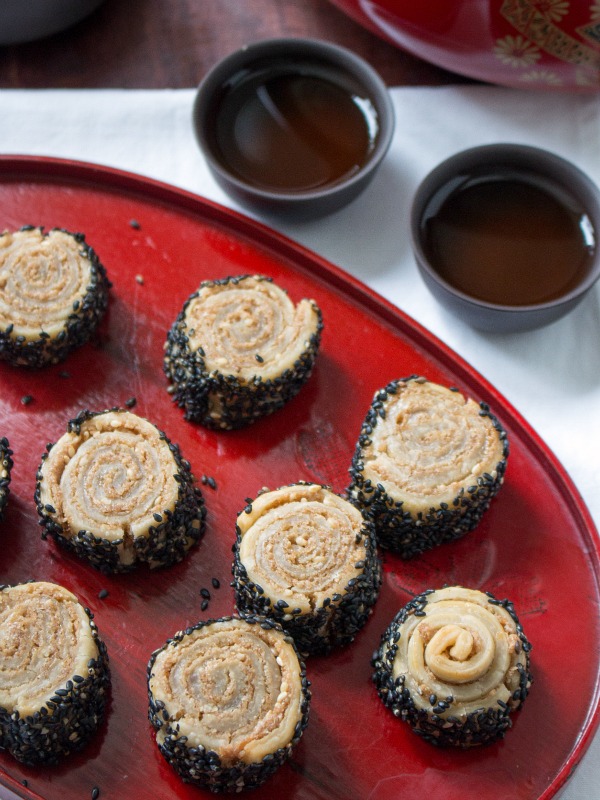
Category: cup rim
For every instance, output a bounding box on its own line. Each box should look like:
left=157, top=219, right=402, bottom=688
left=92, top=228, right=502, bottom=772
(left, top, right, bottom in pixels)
left=410, top=143, right=600, bottom=314
left=192, top=36, right=395, bottom=205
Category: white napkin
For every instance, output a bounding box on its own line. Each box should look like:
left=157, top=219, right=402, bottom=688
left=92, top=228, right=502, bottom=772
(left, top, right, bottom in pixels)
left=0, top=86, right=598, bottom=799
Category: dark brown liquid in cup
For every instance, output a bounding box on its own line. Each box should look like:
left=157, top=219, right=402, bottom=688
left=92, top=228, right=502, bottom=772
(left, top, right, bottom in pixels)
left=214, top=70, right=378, bottom=193
left=422, top=173, right=595, bottom=306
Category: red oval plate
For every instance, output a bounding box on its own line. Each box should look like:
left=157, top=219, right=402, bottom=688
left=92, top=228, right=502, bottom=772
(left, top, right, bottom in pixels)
left=0, top=157, right=598, bottom=800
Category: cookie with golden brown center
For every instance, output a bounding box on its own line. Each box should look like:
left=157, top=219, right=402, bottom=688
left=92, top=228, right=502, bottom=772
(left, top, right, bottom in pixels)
left=164, top=274, right=323, bottom=429
left=372, top=586, right=532, bottom=747
left=147, top=615, right=310, bottom=792
left=0, top=227, right=110, bottom=367
left=35, top=409, right=205, bottom=573
left=0, top=581, right=109, bottom=764
left=233, top=482, right=381, bottom=655
left=349, top=376, right=508, bottom=557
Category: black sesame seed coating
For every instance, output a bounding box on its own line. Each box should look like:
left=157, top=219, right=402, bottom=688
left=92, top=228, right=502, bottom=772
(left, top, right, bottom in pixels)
left=147, top=615, right=310, bottom=792
left=371, top=588, right=533, bottom=748
left=0, top=437, right=13, bottom=522
left=34, top=409, right=206, bottom=574
left=232, top=482, right=382, bottom=656
left=163, top=275, right=323, bottom=430
left=0, top=227, right=111, bottom=368
left=348, top=376, right=509, bottom=559
left=0, top=585, right=110, bottom=765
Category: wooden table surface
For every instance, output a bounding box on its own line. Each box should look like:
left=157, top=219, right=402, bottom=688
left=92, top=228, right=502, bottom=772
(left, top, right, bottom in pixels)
left=0, top=0, right=475, bottom=88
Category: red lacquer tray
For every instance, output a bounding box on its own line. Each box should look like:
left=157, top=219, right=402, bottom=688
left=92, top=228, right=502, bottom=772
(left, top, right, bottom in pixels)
left=0, top=157, right=598, bottom=800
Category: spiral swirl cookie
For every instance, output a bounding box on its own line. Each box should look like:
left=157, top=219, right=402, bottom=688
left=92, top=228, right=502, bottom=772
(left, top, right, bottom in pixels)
left=164, top=275, right=323, bottom=429
left=349, top=376, right=508, bottom=558
left=35, top=409, right=205, bottom=573
left=0, top=437, right=13, bottom=521
left=233, top=483, right=381, bottom=655
left=0, top=581, right=109, bottom=764
left=147, top=615, right=310, bottom=792
left=0, top=227, right=110, bottom=367
left=372, top=586, right=532, bottom=747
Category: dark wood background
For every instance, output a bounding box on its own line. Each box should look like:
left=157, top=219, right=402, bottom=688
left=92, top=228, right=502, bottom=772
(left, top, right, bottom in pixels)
left=0, top=0, right=474, bottom=88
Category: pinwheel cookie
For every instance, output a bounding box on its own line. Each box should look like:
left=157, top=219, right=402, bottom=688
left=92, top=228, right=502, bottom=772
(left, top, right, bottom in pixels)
left=164, top=274, right=322, bottom=429
left=35, top=409, right=205, bottom=573
left=349, top=376, right=508, bottom=557
left=147, top=615, right=310, bottom=792
left=233, top=482, right=381, bottom=655
left=0, top=227, right=110, bottom=367
left=0, top=581, right=109, bottom=764
left=372, top=586, right=532, bottom=747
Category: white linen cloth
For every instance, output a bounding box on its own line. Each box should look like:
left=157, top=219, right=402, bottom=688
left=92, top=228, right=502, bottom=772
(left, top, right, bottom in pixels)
left=0, top=86, right=598, bottom=799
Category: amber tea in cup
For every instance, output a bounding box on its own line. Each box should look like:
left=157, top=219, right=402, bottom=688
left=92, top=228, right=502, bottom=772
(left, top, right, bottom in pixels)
left=213, top=66, right=379, bottom=193
left=411, top=144, right=600, bottom=332
left=420, top=169, right=595, bottom=307
left=193, top=38, right=394, bottom=218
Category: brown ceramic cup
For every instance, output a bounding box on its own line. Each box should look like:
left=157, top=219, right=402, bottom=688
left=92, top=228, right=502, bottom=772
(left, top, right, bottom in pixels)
left=410, top=144, right=600, bottom=333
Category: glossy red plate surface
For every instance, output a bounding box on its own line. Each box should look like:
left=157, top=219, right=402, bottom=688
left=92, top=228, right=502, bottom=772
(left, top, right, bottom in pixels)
left=0, top=157, right=598, bottom=800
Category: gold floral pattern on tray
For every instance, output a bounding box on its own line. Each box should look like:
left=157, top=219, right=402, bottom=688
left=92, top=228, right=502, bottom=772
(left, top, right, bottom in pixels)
left=499, top=0, right=600, bottom=85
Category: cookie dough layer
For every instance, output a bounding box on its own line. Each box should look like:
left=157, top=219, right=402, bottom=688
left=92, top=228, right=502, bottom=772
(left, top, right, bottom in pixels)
left=164, top=275, right=322, bottom=429
left=349, top=376, right=508, bottom=557
left=0, top=227, right=110, bottom=367
left=148, top=616, right=310, bottom=792
left=0, top=581, right=109, bottom=764
left=233, top=483, right=381, bottom=655
left=36, top=409, right=205, bottom=572
left=372, top=586, right=532, bottom=747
